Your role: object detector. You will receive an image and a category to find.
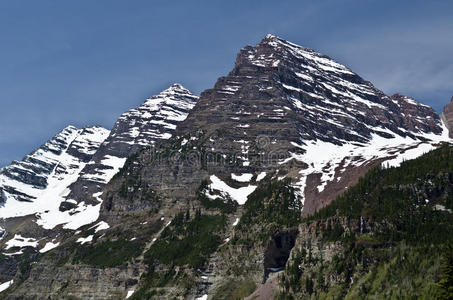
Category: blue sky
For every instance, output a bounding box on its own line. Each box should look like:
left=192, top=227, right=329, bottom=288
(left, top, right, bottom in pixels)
left=1, top=0, right=452, bottom=167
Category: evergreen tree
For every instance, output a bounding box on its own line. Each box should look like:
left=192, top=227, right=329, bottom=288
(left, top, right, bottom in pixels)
left=439, top=243, right=453, bottom=300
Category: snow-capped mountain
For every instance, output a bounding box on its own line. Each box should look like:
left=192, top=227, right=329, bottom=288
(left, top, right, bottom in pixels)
left=1, top=35, right=452, bottom=299
left=0, top=126, right=109, bottom=217
left=0, top=83, right=197, bottom=233
left=171, top=34, right=450, bottom=214
left=94, top=35, right=452, bottom=225
left=64, top=83, right=198, bottom=211
left=86, top=34, right=452, bottom=300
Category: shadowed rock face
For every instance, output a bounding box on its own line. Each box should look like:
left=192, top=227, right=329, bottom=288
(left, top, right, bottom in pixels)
left=264, top=229, right=298, bottom=281
left=442, top=97, right=453, bottom=138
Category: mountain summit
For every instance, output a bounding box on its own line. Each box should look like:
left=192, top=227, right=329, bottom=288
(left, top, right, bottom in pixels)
left=172, top=34, right=447, bottom=213
left=65, top=83, right=198, bottom=211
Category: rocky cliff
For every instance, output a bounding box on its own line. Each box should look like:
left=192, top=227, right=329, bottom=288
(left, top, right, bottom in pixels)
left=442, top=96, right=453, bottom=138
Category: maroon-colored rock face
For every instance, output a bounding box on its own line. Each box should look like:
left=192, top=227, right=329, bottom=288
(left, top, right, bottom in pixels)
left=442, top=97, right=453, bottom=138
left=390, top=93, right=442, bottom=135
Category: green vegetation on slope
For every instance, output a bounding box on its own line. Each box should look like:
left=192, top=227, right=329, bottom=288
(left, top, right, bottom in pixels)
left=438, top=243, right=453, bottom=300
left=212, top=278, right=257, bottom=300
left=278, top=144, right=453, bottom=299
left=237, top=178, right=301, bottom=232
left=72, top=239, right=143, bottom=267
left=130, top=212, right=227, bottom=299
left=145, top=211, right=226, bottom=269
left=308, top=144, right=453, bottom=245
left=216, top=179, right=301, bottom=282
left=197, top=179, right=238, bottom=214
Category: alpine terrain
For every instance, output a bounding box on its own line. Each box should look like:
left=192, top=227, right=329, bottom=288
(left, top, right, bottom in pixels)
left=0, top=35, right=452, bottom=299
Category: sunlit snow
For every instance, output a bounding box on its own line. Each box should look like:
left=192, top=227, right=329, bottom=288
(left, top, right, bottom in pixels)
left=5, top=235, right=38, bottom=249
left=39, top=241, right=60, bottom=253
left=208, top=175, right=256, bottom=205
left=0, top=280, right=13, bottom=293
left=76, top=235, right=94, bottom=245
left=231, top=173, right=253, bottom=182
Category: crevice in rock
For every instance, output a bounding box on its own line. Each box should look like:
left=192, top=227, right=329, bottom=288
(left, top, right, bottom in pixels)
left=263, top=229, right=298, bottom=282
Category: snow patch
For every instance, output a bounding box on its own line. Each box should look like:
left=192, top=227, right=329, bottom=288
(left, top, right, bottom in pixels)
left=0, top=280, right=13, bottom=293
left=209, top=175, right=256, bottom=205
left=256, top=172, right=267, bottom=182
left=5, top=235, right=38, bottom=250
left=89, top=221, right=110, bottom=233
left=282, top=121, right=451, bottom=207
left=76, top=235, right=93, bottom=245
left=126, top=290, right=135, bottom=299
left=39, top=241, right=60, bottom=253
left=231, top=173, right=253, bottom=182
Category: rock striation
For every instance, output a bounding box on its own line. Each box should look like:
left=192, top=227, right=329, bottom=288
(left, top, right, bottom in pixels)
left=66, top=83, right=198, bottom=207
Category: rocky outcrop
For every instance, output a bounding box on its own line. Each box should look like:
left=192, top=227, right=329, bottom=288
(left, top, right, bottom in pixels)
left=390, top=93, right=441, bottom=135
left=4, top=261, right=137, bottom=300
left=442, top=96, right=453, bottom=138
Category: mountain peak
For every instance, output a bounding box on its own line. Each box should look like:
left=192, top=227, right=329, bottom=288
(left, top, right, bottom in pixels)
left=153, top=83, right=197, bottom=99
left=263, top=33, right=281, bottom=41
left=143, top=83, right=197, bottom=111
left=62, top=125, right=78, bottom=132
left=170, top=82, right=184, bottom=88
left=226, top=34, right=448, bottom=148
left=0, top=124, right=109, bottom=205
left=167, top=82, right=187, bottom=91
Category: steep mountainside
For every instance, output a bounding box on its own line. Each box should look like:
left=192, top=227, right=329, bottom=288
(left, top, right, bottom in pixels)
left=0, top=84, right=197, bottom=291
left=0, top=35, right=451, bottom=300
left=104, top=34, right=448, bottom=222
left=0, top=84, right=197, bottom=233
left=442, top=96, right=453, bottom=138
left=0, top=125, right=109, bottom=229
left=67, top=83, right=198, bottom=208
left=104, top=35, right=449, bottom=299
left=276, top=144, right=453, bottom=299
